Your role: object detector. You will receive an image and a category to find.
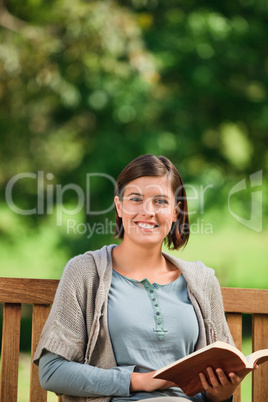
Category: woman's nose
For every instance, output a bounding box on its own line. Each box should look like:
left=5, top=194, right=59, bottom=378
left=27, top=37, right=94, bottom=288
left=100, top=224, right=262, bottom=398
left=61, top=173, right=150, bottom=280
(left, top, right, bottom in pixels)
left=141, top=199, right=156, bottom=216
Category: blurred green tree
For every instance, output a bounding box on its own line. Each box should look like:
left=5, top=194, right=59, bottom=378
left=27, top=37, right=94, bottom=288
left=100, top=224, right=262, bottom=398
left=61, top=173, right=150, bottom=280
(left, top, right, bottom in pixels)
left=0, top=0, right=267, bottom=261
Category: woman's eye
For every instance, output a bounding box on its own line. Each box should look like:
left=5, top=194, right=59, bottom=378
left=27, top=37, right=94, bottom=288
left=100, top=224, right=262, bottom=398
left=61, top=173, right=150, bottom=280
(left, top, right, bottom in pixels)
left=155, top=199, right=168, bottom=205
left=130, top=197, right=142, bottom=202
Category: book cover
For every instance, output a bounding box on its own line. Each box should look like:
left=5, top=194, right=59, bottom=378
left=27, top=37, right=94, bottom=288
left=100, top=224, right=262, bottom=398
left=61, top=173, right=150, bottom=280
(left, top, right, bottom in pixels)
left=153, top=341, right=268, bottom=396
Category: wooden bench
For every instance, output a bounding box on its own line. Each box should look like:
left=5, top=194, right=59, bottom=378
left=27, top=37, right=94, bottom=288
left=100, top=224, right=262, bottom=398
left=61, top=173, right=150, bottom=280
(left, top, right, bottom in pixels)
left=0, top=278, right=267, bottom=402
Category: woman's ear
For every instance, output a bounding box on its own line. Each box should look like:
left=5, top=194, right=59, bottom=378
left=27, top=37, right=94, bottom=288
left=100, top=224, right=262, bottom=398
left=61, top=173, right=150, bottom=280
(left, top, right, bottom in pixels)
left=114, top=196, right=123, bottom=218
left=173, top=201, right=181, bottom=222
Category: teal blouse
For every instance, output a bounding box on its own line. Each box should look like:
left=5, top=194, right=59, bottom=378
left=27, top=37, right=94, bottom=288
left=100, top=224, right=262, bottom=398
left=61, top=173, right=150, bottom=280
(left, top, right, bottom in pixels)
left=108, top=270, right=202, bottom=401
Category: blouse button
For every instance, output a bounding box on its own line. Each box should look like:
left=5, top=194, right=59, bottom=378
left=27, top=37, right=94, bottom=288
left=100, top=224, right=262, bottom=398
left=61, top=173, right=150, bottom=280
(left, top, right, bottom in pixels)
left=155, top=304, right=158, bottom=307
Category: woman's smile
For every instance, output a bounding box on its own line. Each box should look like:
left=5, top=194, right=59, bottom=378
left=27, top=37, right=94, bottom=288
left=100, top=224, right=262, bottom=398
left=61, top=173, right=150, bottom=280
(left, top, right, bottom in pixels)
left=134, top=221, right=159, bottom=230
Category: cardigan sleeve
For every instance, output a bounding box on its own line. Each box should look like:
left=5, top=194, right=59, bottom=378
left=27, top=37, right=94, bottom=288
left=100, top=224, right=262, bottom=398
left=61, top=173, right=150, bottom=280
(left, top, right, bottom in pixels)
left=33, top=255, right=97, bottom=364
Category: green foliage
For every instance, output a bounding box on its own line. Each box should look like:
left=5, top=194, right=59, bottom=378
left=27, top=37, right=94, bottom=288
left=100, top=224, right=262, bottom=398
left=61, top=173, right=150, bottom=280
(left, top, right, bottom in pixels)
left=0, top=0, right=267, bottom=283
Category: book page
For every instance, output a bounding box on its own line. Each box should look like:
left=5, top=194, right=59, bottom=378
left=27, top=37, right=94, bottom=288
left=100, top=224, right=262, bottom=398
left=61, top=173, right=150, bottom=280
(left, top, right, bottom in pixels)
left=246, top=349, right=268, bottom=367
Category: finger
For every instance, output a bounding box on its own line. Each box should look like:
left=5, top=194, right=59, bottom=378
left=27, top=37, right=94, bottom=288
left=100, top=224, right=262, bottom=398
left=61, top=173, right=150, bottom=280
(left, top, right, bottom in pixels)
left=199, top=372, right=210, bottom=391
left=206, top=367, right=220, bottom=388
left=228, top=372, right=244, bottom=385
left=215, top=368, right=231, bottom=386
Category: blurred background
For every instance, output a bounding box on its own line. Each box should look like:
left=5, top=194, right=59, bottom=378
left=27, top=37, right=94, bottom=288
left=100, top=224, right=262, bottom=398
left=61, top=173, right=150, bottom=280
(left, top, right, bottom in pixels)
left=0, top=0, right=267, bottom=400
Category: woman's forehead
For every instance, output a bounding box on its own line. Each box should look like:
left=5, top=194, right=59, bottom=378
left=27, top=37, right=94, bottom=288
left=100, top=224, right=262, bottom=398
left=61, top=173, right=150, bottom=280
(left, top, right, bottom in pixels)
left=124, top=176, right=173, bottom=195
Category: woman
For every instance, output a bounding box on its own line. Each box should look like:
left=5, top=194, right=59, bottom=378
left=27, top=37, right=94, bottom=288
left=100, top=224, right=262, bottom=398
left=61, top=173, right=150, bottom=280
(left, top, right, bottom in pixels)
left=34, top=155, right=245, bottom=402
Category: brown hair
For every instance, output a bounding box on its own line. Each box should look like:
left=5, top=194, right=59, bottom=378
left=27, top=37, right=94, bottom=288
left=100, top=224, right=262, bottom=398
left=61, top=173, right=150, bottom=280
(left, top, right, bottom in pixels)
left=114, top=154, right=190, bottom=249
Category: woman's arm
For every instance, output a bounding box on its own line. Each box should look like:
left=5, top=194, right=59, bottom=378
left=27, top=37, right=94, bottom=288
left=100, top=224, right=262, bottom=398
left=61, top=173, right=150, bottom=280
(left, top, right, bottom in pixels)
left=39, top=351, right=135, bottom=397
left=130, top=372, right=176, bottom=393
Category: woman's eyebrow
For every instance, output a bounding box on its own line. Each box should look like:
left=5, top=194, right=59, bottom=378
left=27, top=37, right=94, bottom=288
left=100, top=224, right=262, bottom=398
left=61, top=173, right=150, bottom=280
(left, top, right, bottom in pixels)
left=153, top=194, right=171, bottom=199
left=126, top=192, right=171, bottom=199
left=126, top=192, right=143, bottom=197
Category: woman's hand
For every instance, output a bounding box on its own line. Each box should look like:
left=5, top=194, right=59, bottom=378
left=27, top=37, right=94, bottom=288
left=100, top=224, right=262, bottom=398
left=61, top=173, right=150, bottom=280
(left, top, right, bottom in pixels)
left=199, top=366, right=255, bottom=401
left=130, top=371, right=176, bottom=393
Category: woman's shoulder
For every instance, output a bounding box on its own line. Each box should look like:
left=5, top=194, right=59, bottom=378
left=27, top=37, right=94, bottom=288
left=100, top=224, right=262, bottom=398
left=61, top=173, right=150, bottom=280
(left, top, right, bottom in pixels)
left=163, top=251, right=217, bottom=290
left=163, top=251, right=215, bottom=275
left=62, top=244, right=117, bottom=279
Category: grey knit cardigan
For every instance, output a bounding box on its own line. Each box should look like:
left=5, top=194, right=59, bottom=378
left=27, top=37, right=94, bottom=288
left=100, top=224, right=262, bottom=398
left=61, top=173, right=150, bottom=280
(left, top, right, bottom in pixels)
left=33, top=244, right=234, bottom=402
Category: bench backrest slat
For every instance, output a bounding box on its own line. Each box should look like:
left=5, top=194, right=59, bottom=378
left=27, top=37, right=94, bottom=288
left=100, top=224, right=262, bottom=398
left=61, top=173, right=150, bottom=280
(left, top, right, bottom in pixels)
left=252, top=313, right=268, bottom=401
left=0, top=277, right=59, bottom=304
left=221, top=287, right=268, bottom=314
left=30, top=304, right=51, bottom=402
left=0, top=303, right=21, bottom=402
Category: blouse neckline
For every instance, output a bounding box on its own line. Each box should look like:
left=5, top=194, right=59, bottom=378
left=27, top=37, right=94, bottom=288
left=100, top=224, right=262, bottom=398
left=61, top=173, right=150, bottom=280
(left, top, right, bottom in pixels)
left=112, top=268, right=183, bottom=288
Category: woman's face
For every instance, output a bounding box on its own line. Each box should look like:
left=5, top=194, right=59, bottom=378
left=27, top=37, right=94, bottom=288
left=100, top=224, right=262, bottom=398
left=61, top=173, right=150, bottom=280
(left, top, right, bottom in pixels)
left=114, top=176, right=178, bottom=247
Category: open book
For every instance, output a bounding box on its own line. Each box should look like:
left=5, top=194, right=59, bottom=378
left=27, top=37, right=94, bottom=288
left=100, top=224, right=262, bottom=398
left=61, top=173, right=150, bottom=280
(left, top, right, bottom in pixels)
left=153, top=341, right=268, bottom=397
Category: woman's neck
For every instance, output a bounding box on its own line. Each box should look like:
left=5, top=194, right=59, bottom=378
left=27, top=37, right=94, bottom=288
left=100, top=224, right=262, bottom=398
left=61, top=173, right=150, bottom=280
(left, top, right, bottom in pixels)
left=112, top=240, right=180, bottom=284
left=113, top=242, right=162, bottom=271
